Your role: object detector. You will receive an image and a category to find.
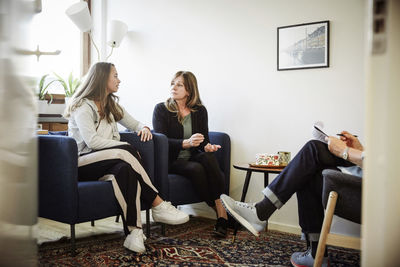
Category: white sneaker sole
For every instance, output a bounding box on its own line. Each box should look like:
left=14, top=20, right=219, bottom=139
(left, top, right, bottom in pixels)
left=153, top=215, right=189, bottom=225
left=221, top=198, right=260, bottom=237
left=123, top=240, right=146, bottom=253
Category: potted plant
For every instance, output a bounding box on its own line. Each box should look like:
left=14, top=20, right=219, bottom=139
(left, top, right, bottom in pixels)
left=37, top=74, right=56, bottom=114
left=54, top=72, right=81, bottom=103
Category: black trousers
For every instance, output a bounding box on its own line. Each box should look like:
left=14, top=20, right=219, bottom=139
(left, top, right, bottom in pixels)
left=266, top=140, right=355, bottom=239
left=78, top=145, right=158, bottom=228
left=170, top=152, right=225, bottom=207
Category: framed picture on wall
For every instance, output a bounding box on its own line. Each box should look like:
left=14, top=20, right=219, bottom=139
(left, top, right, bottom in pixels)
left=277, top=21, right=330, bottom=71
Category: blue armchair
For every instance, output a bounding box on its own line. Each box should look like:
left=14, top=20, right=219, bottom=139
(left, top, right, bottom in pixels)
left=152, top=131, right=231, bottom=206
left=38, top=132, right=155, bottom=253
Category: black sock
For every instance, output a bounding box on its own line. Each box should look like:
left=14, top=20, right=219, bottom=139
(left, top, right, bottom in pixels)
left=255, top=197, right=276, bottom=221
left=311, top=241, right=328, bottom=258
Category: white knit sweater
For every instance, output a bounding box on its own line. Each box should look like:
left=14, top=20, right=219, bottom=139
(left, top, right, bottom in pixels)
left=67, top=99, right=145, bottom=155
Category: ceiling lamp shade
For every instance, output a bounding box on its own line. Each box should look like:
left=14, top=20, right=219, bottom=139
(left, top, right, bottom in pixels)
left=65, top=2, right=92, bottom=33
left=107, top=20, right=128, bottom=48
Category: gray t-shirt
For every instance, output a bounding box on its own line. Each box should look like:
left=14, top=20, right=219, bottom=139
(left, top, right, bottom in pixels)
left=177, top=114, right=192, bottom=160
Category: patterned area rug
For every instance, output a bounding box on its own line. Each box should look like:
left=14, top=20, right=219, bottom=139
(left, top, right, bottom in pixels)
left=38, top=217, right=360, bottom=266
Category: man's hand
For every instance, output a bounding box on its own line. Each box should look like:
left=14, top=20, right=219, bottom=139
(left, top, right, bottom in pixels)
left=325, top=131, right=364, bottom=166
left=325, top=136, right=347, bottom=158
left=338, top=131, right=364, bottom=151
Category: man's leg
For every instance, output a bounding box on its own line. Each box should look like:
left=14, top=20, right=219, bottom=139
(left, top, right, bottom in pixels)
left=222, top=140, right=352, bottom=236
left=264, top=140, right=351, bottom=208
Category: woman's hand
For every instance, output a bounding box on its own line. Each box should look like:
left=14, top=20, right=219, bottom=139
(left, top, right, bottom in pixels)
left=204, top=143, right=221, bottom=152
left=138, top=127, right=152, bottom=142
left=189, top=133, right=204, bottom=147
left=338, top=131, right=364, bottom=151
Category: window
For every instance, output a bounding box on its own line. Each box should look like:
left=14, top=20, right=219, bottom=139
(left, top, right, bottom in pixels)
left=30, top=0, right=81, bottom=94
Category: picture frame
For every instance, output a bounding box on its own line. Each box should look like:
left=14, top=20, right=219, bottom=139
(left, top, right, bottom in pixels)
left=277, top=21, right=329, bottom=71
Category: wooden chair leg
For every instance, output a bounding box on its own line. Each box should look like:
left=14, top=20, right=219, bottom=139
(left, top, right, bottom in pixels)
left=314, top=191, right=338, bottom=267
left=70, top=224, right=76, bottom=256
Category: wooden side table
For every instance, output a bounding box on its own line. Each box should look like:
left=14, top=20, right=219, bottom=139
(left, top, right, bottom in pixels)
left=231, top=163, right=284, bottom=241
left=233, top=163, right=283, bottom=202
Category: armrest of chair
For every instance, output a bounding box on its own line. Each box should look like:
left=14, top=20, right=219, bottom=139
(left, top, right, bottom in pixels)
left=38, top=135, right=79, bottom=223
left=209, top=131, right=231, bottom=194
left=120, top=132, right=155, bottom=181
left=322, top=169, right=362, bottom=224
left=152, top=132, right=170, bottom=200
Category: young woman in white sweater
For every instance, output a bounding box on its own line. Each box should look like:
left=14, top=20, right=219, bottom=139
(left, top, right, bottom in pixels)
left=64, top=62, right=188, bottom=253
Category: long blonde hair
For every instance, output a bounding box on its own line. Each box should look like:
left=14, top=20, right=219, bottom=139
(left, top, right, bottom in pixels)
left=165, top=71, right=202, bottom=123
left=64, top=62, right=123, bottom=122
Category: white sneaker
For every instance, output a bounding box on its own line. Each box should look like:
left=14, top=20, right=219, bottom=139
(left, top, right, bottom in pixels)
left=152, top=201, right=189, bottom=225
left=220, top=194, right=266, bottom=236
left=290, top=248, right=330, bottom=267
left=123, top=228, right=146, bottom=253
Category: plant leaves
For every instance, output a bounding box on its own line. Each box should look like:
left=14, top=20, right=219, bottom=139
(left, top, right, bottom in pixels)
left=38, top=74, right=49, bottom=99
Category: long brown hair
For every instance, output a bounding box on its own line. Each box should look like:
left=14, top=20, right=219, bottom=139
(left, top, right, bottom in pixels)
left=64, top=62, right=123, bottom=122
left=165, top=71, right=202, bottom=123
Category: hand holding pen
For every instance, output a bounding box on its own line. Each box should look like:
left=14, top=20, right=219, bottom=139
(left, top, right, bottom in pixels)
left=337, top=133, right=357, bottom=137
left=337, top=131, right=364, bottom=151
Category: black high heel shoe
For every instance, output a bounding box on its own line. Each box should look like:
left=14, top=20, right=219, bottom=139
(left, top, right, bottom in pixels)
left=213, top=217, right=228, bottom=237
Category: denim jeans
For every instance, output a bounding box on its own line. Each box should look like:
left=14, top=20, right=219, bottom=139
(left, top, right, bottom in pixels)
left=263, top=140, right=354, bottom=239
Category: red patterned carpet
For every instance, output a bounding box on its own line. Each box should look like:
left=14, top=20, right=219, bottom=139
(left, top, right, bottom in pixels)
left=38, top=217, right=360, bottom=266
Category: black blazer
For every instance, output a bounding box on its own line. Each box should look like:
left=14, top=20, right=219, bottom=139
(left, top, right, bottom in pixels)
left=152, top=102, right=210, bottom=167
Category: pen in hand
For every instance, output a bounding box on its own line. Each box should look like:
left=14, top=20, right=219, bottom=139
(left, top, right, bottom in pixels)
left=337, top=133, right=358, bottom=138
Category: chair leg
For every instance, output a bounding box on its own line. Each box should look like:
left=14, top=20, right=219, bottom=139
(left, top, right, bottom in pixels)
left=146, top=209, right=150, bottom=237
left=91, top=220, right=95, bottom=227
left=161, top=223, right=166, bottom=236
left=314, top=191, right=338, bottom=267
left=115, top=215, right=120, bottom=222
left=70, top=224, right=76, bottom=256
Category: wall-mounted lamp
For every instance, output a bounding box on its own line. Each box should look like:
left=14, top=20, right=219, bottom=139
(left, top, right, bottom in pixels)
left=66, top=1, right=100, bottom=61
left=106, top=20, right=128, bottom=60
left=65, top=1, right=91, bottom=32
left=66, top=2, right=128, bottom=62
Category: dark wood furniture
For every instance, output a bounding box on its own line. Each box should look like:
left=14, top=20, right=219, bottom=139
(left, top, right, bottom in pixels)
left=38, top=115, right=68, bottom=131
left=233, top=163, right=283, bottom=202
left=232, top=163, right=284, bottom=241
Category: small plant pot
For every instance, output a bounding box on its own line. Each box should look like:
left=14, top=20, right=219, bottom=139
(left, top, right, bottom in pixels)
left=37, top=100, right=49, bottom=114
left=37, top=99, right=66, bottom=115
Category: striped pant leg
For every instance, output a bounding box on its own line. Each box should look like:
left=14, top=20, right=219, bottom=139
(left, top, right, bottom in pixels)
left=78, top=145, right=158, bottom=228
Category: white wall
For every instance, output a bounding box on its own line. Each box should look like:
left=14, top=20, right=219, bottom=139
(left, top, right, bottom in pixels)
left=363, top=0, right=400, bottom=265
left=93, top=0, right=366, bottom=234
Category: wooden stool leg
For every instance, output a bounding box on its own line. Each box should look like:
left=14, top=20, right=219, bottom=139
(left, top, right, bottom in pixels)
left=314, top=191, right=338, bottom=267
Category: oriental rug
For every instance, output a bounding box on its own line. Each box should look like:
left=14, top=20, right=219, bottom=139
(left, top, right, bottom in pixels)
left=38, top=217, right=360, bottom=266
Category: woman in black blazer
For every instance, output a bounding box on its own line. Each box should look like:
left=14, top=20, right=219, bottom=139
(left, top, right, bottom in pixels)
left=152, top=71, right=228, bottom=237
